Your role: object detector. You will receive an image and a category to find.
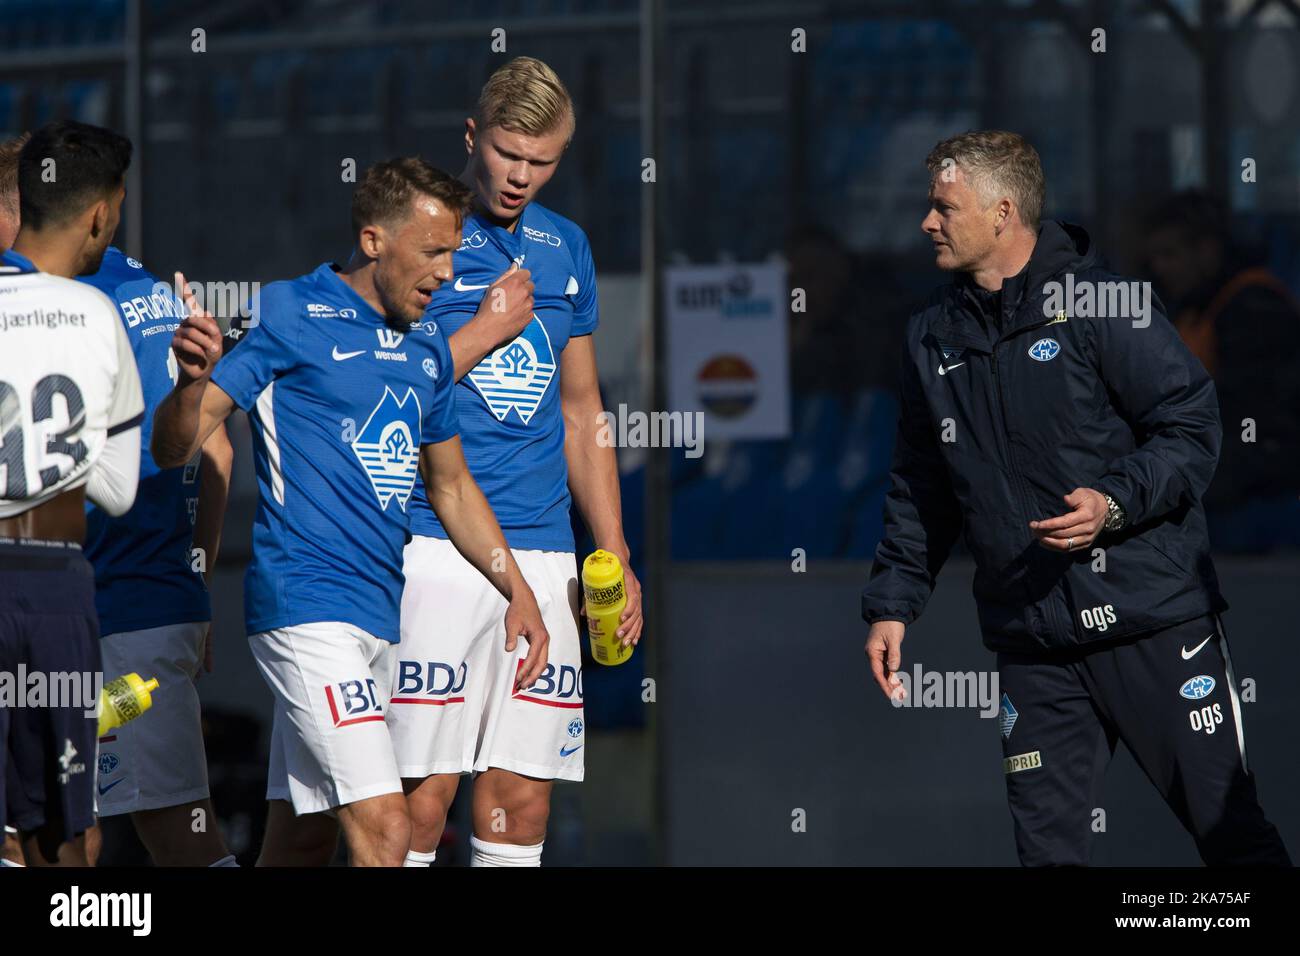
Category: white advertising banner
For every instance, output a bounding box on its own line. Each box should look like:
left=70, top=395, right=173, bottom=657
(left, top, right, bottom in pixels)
left=665, top=263, right=790, bottom=440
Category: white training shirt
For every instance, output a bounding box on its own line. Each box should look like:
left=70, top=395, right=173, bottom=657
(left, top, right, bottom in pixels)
left=0, top=260, right=144, bottom=519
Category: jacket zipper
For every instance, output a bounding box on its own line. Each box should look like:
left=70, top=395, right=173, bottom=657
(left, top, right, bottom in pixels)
left=997, top=317, right=1081, bottom=643
left=990, top=339, right=1045, bottom=627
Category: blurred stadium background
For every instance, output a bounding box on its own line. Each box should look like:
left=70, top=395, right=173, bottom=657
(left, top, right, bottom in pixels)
left=3, top=0, right=1297, bottom=864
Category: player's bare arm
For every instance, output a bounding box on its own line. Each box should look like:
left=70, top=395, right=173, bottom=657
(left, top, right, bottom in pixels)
left=447, top=262, right=534, bottom=380
left=560, top=334, right=643, bottom=647
left=419, top=435, right=550, bottom=689
left=193, top=422, right=233, bottom=675
left=153, top=272, right=234, bottom=467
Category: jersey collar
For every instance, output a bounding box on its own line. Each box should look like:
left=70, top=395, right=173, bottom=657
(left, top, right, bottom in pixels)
left=314, top=262, right=393, bottom=326
left=0, top=249, right=39, bottom=274
left=466, top=203, right=539, bottom=266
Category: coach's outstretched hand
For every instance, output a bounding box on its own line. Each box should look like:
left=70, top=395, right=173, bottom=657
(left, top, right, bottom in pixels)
left=170, top=271, right=222, bottom=385
left=866, top=620, right=907, bottom=702
left=505, top=591, right=550, bottom=692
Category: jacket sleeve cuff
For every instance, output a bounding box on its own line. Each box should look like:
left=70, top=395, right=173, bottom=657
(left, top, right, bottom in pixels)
left=861, top=593, right=916, bottom=625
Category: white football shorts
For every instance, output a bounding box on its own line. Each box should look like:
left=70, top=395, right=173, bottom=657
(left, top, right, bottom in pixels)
left=388, top=536, right=585, bottom=783
left=253, top=621, right=401, bottom=815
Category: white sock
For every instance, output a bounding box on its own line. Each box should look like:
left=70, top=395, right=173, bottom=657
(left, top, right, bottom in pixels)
left=209, top=854, right=239, bottom=867
left=470, top=835, right=543, bottom=867
left=403, top=848, right=437, bottom=867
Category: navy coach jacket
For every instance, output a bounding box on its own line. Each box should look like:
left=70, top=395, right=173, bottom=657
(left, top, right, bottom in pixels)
left=862, top=221, right=1228, bottom=653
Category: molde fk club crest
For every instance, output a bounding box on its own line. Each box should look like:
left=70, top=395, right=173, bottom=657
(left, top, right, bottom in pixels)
left=466, top=316, right=556, bottom=425
left=352, top=386, right=422, bottom=510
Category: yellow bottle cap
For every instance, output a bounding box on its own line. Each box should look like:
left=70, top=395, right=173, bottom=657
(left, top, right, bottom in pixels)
left=582, top=549, right=623, bottom=590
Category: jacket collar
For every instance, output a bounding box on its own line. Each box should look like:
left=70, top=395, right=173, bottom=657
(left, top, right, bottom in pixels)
left=930, top=221, right=1097, bottom=352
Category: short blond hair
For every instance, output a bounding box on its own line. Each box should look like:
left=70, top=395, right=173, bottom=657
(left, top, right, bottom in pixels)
left=475, top=56, right=575, bottom=141
left=926, top=130, right=1046, bottom=230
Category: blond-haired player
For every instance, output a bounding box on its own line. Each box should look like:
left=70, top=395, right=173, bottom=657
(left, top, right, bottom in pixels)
left=388, top=56, right=644, bottom=867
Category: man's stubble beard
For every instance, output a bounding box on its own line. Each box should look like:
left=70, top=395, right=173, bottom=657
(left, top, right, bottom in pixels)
left=79, top=235, right=112, bottom=277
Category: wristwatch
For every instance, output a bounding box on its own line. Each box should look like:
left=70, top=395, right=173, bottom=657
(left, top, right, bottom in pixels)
left=1101, top=492, right=1127, bottom=532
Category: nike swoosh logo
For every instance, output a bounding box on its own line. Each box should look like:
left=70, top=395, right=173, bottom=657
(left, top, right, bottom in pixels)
left=332, top=346, right=365, bottom=361
left=1181, top=634, right=1214, bottom=660
left=454, top=277, right=489, bottom=291
left=98, top=779, right=125, bottom=796
left=937, top=362, right=965, bottom=376
left=559, top=744, right=583, bottom=757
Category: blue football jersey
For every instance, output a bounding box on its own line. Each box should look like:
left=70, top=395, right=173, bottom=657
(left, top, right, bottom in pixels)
left=212, top=263, right=458, bottom=643
left=80, top=247, right=211, bottom=636
left=408, top=203, right=599, bottom=551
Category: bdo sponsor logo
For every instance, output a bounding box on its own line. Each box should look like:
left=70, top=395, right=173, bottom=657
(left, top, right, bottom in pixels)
left=391, top=660, right=468, bottom=706
left=324, top=678, right=383, bottom=727
left=513, top=662, right=583, bottom=708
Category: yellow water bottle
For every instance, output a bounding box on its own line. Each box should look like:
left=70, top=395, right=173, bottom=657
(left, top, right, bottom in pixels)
left=97, top=673, right=160, bottom=738
left=582, top=550, right=631, bottom=666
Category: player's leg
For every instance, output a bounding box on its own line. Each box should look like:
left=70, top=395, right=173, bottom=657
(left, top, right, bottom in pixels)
left=256, top=708, right=340, bottom=866
left=83, top=822, right=101, bottom=866
left=21, top=831, right=89, bottom=866
left=389, top=535, right=498, bottom=865
left=1082, top=614, right=1291, bottom=866
left=996, top=649, right=1115, bottom=866
left=469, top=549, right=585, bottom=867
left=0, top=827, right=23, bottom=866
left=1, top=728, right=24, bottom=868
left=257, top=800, right=338, bottom=867
left=5, top=549, right=102, bottom=867
left=97, top=622, right=233, bottom=866
left=470, top=769, right=552, bottom=864
left=0, top=682, right=20, bottom=866
left=335, top=792, right=410, bottom=867
left=401, top=773, right=460, bottom=863
left=249, top=622, right=406, bottom=867
left=131, top=801, right=232, bottom=866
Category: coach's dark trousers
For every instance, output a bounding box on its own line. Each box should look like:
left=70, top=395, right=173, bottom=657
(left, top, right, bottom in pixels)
left=996, top=613, right=1291, bottom=866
